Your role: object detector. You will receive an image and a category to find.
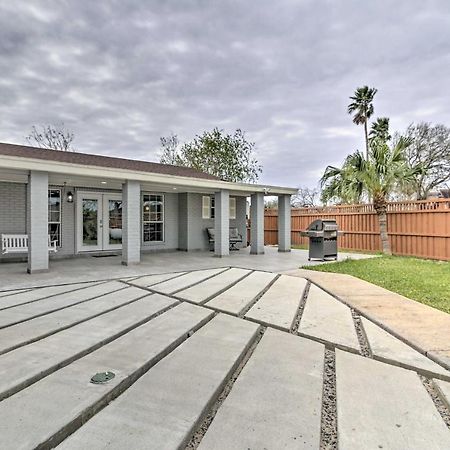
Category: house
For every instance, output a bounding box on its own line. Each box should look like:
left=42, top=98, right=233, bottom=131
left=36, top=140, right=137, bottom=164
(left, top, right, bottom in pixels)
left=0, top=143, right=296, bottom=273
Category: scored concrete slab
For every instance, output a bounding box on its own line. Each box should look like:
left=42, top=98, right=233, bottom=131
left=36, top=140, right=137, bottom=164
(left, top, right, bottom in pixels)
left=0, top=293, right=177, bottom=401
left=0, top=281, right=125, bottom=328
left=58, top=314, right=260, bottom=450
left=126, top=272, right=186, bottom=288
left=433, top=379, right=450, bottom=409
left=0, top=281, right=98, bottom=309
left=207, top=270, right=277, bottom=314
left=0, top=286, right=151, bottom=355
left=299, top=284, right=360, bottom=351
left=199, top=329, right=324, bottom=449
left=0, top=303, right=214, bottom=450
left=245, top=275, right=307, bottom=331
left=361, top=317, right=450, bottom=379
left=175, top=267, right=251, bottom=303
left=151, top=267, right=228, bottom=295
left=0, top=288, right=30, bottom=298
left=336, top=350, right=450, bottom=450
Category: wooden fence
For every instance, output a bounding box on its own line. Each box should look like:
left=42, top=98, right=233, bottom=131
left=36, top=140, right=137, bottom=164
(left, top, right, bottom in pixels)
left=263, top=199, right=450, bottom=261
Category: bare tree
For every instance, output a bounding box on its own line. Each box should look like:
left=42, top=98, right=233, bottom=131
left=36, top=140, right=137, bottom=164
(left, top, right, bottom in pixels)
left=159, top=133, right=181, bottom=165
left=291, top=186, right=320, bottom=207
left=26, top=123, right=75, bottom=151
left=396, top=122, right=450, bottom=199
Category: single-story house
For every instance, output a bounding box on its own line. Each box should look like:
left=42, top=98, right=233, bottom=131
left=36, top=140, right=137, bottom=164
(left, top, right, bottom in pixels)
left=0, top=143, right=296, bottom=273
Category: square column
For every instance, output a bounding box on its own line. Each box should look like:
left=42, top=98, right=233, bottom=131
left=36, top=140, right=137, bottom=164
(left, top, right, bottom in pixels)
left=250, top=192, right=264, bottom=255
left=214, top=190, right=229, bottom=257
left=122, top=180, right=141, bottom=265
left=278, top=194, right=291, bottom=252
left=27, top=171, right=49, bottom=273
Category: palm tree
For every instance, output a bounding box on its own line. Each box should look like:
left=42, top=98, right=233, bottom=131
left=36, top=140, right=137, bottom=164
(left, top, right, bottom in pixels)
left=369, top=117, right=391, bottom=142
left=348, top=86, right=377, bottom=159
left=320, top=137, right=422, bottom=254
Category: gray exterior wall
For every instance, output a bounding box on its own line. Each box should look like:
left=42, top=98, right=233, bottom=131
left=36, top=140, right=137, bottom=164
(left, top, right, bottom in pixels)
left=1, top=181, right=246, bottom=260
left=178, top=193, right=247, bottom=251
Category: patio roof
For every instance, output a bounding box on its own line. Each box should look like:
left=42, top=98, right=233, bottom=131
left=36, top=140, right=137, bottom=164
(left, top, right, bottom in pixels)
left=0, top=142, right=297, bottom=195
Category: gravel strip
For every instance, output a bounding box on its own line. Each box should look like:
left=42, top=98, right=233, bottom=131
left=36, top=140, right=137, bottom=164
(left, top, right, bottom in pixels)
left=185, top=326, right=267, bottom=449
left=320, top=349, right=338, bottom=450
left=419, top=375, right=450, bottom=429
left=351, top=309, right=372, bottom=357
left=290, top=281, right=311, bottom=334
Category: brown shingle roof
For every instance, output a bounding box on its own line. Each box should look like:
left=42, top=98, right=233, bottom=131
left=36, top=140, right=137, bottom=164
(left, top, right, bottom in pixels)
left=0, top=142, right=219, bottom=180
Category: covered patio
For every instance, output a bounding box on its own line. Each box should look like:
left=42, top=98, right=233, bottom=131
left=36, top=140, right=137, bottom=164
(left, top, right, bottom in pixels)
left=0, top=143, right=296, bottom=274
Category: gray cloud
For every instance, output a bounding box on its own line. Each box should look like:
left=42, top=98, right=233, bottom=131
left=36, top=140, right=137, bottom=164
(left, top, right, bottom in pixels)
left=1, top=0, right=449, bottom=188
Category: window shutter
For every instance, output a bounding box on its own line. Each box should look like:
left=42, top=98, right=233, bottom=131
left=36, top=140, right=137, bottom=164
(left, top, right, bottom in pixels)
left=202, top=196, right=211, bottom=219
left=229, top=197, right=236, bottom=219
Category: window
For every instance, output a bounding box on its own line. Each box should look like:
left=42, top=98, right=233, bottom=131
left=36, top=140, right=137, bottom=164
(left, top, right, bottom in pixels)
left=48, top=189, right=61, bottom=246
left=229, top=197, right=236, bottom=219
left=202, top=195, right=236, bottom=219
left=143, top=194, right=164, bottom=242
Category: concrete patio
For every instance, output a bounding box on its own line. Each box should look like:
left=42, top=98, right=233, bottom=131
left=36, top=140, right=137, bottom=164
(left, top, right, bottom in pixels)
left=0, top=246, right=373, bottom=290
left=0, top=264, right=449, bottom=449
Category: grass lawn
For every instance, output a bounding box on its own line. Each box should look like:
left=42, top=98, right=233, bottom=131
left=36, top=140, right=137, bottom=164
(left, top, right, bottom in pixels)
left=305, top=256, right=450, bottom=314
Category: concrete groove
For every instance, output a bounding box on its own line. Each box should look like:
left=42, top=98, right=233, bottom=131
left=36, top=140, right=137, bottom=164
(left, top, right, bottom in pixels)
left=290, top=281, right=310, bottom=334
left=237, top=273, right=281, bottom=318
left=184, top=326, right=266, bottom=450
left=0, top=291, right=155, bottom=357
left=194, top=269, right=255, bottom=305
left=0, top=298, right=180, bottom=402
left=0, top=288, right=31, bottom=298
left=307, top=278, right=450, bottom=372
left=0, top=280, right=107, bottom=311
left=297, top=331, right=361, bottom=355
left=351, top=309, right=372, bottom=357
left=420, top=376, right=450, bottom=429
left=168, top=267, right=231, bottom=295
left=34, top=311, right=216, bottom=450
left=0, top=284, right=130, bottom=330
left=123, top=270, right=189, bottom=288
left=320, top=349, right=338, bottom=450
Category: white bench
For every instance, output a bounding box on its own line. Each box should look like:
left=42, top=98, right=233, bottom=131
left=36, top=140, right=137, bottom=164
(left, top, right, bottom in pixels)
left=1, top=234, right=58, bottom=255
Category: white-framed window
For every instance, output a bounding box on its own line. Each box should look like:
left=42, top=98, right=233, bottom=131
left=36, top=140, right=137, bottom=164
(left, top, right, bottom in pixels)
left=142, top=194, right=164, bottom=242
left=48, top=189, right=61, bottom=246
left=229, top=197, right=236, bottom=219
left=202, top=195, right=236, bottom=219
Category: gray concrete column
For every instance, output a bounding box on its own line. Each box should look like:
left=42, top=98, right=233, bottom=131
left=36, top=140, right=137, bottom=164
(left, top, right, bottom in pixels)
left=250, top=192, right=264, bottom=255
left=122, top=180, right=141, bottom=265
left=214, top=190, right=229, bottom=257
left=27, top=171, right=49, bottom=273
left=278, top=194, right=291, bottom=252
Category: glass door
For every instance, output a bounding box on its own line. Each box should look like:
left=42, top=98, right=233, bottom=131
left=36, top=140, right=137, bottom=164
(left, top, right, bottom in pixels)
left=77, top=192, right=123, bottom=252
left=78, top=193, right=103, bottom=252
left=103, top=194, right=123, bottom=250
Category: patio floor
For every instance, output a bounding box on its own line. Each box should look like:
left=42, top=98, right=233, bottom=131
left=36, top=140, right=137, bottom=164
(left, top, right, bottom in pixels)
left=0, top=246, right=373, bottom=290
left=0, top=267, right=449, bottom=449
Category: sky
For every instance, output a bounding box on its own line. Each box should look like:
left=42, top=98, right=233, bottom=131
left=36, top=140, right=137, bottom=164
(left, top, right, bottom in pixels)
left=1, top=0, right=449, bottom=189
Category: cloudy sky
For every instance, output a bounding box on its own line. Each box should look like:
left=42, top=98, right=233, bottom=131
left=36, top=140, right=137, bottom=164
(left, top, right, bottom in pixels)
left=1, top=1, right=449, bottom=188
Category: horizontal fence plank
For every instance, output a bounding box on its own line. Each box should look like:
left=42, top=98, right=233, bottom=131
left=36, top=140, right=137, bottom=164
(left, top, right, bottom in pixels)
left=259, top=199, right=450, bottom=261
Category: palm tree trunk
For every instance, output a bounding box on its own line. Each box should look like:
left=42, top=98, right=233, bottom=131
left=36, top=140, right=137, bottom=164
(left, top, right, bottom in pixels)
left=377, top=210, right=391, bottom=255
left=364, top=120, right=369, bottom=159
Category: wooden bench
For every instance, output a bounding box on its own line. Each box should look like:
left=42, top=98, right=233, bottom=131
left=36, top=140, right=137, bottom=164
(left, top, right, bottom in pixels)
left=1, top=234, right=58, bottom=255
left=206, top=227, right=243, bottom=251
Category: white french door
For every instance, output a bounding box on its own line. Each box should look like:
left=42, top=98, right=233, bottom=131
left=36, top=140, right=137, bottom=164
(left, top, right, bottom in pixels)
left=77, top=192, right=123, bottom=252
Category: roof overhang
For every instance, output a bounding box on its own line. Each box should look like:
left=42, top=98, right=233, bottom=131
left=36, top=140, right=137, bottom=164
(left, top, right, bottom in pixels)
left=0, top=154, right=297, bottom=196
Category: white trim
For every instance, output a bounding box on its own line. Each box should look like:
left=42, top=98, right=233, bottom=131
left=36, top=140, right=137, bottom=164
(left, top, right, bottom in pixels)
left=0, top=154, right=297, bottom=195
left=202, top=195, right=211, bottom=219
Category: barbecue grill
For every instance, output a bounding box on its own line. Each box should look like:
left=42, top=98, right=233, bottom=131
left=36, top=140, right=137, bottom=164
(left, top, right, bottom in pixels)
left=301, top=219, right=343, bottom=261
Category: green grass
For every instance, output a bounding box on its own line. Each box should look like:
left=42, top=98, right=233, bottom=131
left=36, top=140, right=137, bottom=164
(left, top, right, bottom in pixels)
left=305, top=256, right=450, bottom=314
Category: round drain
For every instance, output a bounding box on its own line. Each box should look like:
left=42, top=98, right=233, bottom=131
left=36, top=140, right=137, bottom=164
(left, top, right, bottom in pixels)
left=90, top=371, right=115, bottom=384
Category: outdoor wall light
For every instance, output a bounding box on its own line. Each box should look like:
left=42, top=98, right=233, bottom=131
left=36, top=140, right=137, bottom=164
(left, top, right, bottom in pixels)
left=67, top=191, right=74, bottom=203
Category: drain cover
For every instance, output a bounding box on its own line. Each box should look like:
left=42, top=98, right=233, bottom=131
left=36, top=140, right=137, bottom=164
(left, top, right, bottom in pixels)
left=90, top=371, right=115, bottom=384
